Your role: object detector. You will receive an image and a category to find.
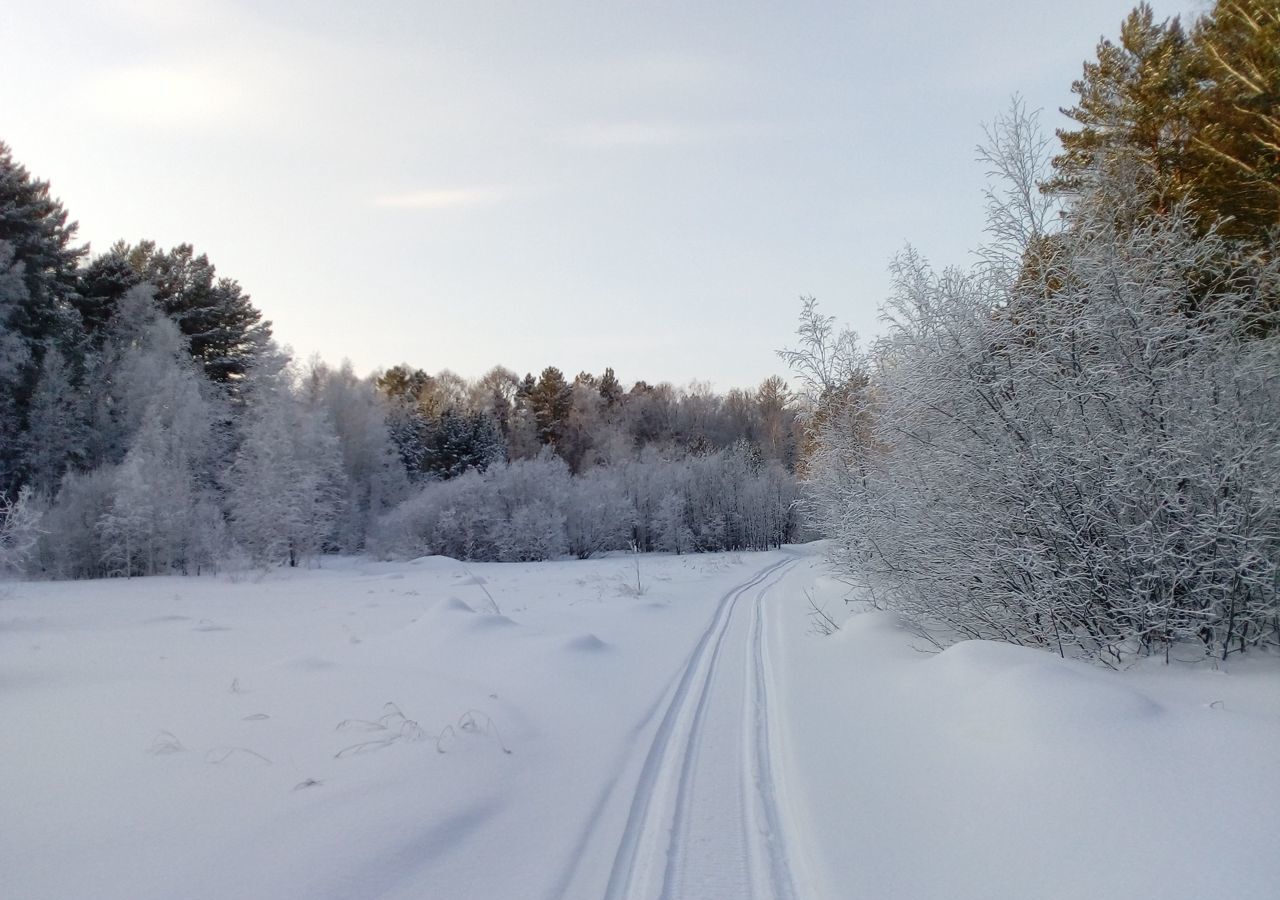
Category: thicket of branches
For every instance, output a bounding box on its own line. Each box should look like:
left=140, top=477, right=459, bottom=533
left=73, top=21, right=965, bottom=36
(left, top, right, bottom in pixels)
left=789, top=95, right=1278, bottom=662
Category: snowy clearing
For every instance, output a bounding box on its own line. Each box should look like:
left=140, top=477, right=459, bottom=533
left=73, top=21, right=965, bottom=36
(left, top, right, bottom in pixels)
left=2, top=545, right=1277, bottom=899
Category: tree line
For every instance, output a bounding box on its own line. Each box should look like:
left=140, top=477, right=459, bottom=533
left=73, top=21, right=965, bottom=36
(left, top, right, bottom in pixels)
left=0, top=140, right=804, bottom=577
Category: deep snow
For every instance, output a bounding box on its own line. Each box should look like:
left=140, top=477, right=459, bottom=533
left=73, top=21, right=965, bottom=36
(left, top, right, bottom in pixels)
left=2, top=545, right=1276, bottom=899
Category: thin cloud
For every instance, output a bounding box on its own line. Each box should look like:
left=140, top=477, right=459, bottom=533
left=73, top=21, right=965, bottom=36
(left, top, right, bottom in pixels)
left=560, top=120, right=770, bottom=150
left=372, top=186, right=512, bottom=210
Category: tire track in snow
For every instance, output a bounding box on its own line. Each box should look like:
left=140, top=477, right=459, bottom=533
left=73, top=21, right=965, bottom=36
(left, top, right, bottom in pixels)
left=745, top=569, right=800, bottom=900
left=603, top=554, right=799, bottom=900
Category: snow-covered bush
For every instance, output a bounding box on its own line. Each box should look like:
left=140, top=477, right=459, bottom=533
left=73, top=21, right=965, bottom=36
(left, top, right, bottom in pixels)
left=566, top=467, right=636, bottom=559
left=371, top=452, right=570, bottom=562
left=0, top=487, right=42, bottom=575
left=372, top=444, right=801, bottom=562
left=792, top=104, right=1280, bottom=662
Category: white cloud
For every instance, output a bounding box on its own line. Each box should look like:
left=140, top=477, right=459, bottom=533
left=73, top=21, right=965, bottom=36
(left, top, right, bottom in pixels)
left=371, top=186, right=512, bottom=210
left=559, top=120, right=768, bottom=150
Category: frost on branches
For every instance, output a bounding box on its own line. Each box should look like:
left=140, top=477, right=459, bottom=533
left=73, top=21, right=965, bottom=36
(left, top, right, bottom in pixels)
left=789, top=103, right=1279, bottom=663
left=372, top=444, right=801, bottom=563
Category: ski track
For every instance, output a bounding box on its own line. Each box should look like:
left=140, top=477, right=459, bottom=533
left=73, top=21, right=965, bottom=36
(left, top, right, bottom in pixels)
left=603, top=554, right=801, bottom=900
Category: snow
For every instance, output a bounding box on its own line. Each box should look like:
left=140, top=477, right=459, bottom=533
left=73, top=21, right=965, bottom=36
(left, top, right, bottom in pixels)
left=776, top=552, right=1280, bottom=900
left=2, top=545, right=1277, bottom=899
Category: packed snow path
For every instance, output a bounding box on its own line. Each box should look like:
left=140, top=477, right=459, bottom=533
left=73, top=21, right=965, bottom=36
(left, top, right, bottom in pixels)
left=603, top=555, right=801, bottom=900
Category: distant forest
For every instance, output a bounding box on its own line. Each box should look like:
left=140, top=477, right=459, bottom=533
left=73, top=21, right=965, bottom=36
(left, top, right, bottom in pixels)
left=0, top=135, right=803, bottom=576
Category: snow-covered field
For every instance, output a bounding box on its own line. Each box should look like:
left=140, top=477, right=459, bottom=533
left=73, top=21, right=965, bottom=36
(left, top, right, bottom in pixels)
left=3, top=545, right=1277, bottom=899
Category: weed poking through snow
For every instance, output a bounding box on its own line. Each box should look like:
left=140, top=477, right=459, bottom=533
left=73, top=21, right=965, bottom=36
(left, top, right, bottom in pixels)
left=334, top=701, right=427, bottom=758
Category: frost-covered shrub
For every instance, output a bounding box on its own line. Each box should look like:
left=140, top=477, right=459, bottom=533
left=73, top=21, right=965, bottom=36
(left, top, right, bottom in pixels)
left=0, top=487, right=42, bottom=575
left=792, top=106, right=1280, bottom=662
left=32, top=468, right=116, bottom=579
left=496, top=501, right=567, bottom=562
left=565, top=468, right=635, bottom=559
left=372, top=443, right=801, bottom=562
left=370, top=453, right=568, bottom=562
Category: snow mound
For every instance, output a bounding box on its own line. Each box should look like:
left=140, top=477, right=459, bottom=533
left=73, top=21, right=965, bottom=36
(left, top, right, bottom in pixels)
left=925, top=640, right=1162, bottom=742
left=564, top=633, right=609, bottom=653
left=408, top=554, right=465, bottom=569
left=442, top=597, right=476, bottom=614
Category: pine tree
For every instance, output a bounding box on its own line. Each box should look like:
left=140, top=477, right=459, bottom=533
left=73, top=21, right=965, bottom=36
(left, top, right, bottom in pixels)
left=598, top=367, right=624, bottom=408
left=0, top=144, right=86, bottom=494
left=0, top=142, right=84, bottom=355
left=528, top=366, right=573, bottom=446
left=421, top=410, right=505, bottom=479
left=0, top=242, right=33, bottom=491
left=74, top=250, right=140, bottom=344
left=1049, top=4, right=1195, bottom=210
left=1050, top=1, right=1279, bottom=245
left=1186, top=0, right=1280, bottom=241
left=120, top=241, right=272, bottom=386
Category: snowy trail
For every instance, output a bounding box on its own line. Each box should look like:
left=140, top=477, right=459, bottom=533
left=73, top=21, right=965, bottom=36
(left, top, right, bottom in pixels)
left=604, top=554, right=800, bottom=900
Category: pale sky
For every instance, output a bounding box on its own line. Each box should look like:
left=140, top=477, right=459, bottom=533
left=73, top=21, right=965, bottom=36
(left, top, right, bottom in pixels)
left=1, top=0, right=1199, bottom=390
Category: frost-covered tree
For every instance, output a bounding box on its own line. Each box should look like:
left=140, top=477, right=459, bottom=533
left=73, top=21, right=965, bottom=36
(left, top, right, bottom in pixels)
left=228, top=370, right=346, bottom=567
left=20, top=348, right=85, bottom=497
left=98, top=413, right=200, bottom=577
left=469, top=365, right=520, bottom=434
left=32, top=467, right=116, bottom=579
left=0, top=487, right=42, bottom=575
left=652, top=491, right=693, bottom=555
left=95, top=348, right=223, bottom=578
left=505, top=405, right=542, bottom=461
left=558, top=380, right=606, bottom=472
left=29, top=284, right=226, bottom=578
left=303, top=360, right=410, bottom=551
left=81, top=286, right=226, bottom=471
